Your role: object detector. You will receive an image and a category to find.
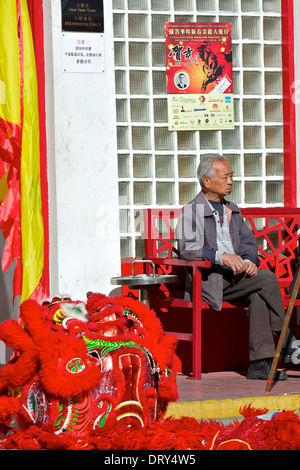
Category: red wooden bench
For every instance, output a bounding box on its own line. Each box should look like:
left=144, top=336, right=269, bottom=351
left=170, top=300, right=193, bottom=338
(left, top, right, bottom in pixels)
left=122, top=207, right=300, bottom=379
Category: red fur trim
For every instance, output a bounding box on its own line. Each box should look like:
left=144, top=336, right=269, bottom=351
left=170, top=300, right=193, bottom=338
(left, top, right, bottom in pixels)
left=3, top=409, right=300, bottom=450
left=157, top=377, right=179, bottom=403
left=145, top=335, right=178, bottom=370
left=115, top=296, right=164, bottom=341
left=0, top=396, right=20, bottom=426
left=85, top=292, right=111, bottom=314
left=39, top=332, right=100, bottom=398
left=0, top=349, right=39, bottom=392
left=0, top=320, right=33, bottom=352
left=262, top=411, right=300, bottom=450
left=20, top=300, right=51, bottom=346
left=239, top=404, right=269, bottom=418
left=0, top=425, right=92, bottom=450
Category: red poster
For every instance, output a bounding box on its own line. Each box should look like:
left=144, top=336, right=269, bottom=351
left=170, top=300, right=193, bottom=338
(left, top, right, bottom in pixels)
left=165, top=22, right=234, bottom=130
left=165, top=22, right=233, bottom=95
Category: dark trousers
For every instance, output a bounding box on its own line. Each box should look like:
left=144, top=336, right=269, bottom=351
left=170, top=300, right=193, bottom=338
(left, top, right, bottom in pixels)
left=222, top=269, right=285, bottom=362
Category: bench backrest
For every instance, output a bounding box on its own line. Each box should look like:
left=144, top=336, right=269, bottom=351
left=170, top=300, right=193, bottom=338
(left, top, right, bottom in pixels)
left=143, top=207, right=300, bottom=287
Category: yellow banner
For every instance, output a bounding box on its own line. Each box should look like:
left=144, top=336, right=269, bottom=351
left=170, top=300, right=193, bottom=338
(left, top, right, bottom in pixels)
left=0, top=0, right=44, bottom=302
left=0, top=1, right=20, bottom=126
left=19, top=0, right=44, bottom=301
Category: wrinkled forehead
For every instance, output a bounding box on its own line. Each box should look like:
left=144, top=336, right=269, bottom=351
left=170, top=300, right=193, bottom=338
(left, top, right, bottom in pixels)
left=212, top=160, right=233, bottom=176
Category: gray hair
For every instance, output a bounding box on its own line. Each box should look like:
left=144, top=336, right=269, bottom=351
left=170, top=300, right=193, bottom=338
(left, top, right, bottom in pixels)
left=197, top=154, right=227, bottom=188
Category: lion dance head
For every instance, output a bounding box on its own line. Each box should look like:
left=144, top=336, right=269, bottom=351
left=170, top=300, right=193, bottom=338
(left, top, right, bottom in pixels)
left=0, top=293, right=178, bottom=449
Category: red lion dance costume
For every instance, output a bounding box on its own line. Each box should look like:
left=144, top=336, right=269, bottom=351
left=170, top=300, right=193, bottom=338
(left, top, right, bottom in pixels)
left=0, top=293, right=179, bottom=449
left=1, top=293, right=300, bottom=450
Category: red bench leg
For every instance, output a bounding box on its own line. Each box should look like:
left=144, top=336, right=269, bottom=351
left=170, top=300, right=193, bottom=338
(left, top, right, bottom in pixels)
left=192, top=266, right=202, bottom=379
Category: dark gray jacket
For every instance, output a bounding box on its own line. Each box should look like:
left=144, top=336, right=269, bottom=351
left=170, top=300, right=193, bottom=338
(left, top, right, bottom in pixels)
left=176, top=191, right=260, bottom=310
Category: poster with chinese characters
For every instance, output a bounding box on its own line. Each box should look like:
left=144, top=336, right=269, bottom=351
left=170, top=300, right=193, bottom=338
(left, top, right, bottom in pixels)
left=165, top=22, right=234, bottom=131
left=62, top=32, right=105, bottom=73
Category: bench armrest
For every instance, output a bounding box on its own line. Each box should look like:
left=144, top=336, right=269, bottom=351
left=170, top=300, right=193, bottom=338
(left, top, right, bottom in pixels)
left=148, top=258, right=211, bottom=269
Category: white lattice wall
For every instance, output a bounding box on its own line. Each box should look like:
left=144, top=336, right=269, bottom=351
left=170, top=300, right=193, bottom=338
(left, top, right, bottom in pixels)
left=113, top=0, right=284, bottom=258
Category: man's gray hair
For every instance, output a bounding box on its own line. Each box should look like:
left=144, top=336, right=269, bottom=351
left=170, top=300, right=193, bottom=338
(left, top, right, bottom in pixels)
left=197, top=154, right=227, bottom=188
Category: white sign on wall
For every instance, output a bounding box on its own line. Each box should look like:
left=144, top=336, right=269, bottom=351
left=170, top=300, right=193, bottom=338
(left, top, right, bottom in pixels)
left=62, top=32, right=105, bottom=73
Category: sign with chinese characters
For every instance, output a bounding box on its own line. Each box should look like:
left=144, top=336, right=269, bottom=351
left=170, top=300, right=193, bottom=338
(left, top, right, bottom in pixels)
left=61, top=0, right=104, bottom=33
left=62, top=32, right=105, bottom=73
left=165, top=22, right=234, bottom=131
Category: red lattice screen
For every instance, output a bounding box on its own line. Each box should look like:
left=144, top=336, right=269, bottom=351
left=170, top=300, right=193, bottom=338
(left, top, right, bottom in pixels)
left=144, top=208, right=300, bottom=287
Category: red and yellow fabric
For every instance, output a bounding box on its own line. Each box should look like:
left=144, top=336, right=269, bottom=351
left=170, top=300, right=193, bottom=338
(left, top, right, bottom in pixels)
left=0, top=0, right=45, bottom=302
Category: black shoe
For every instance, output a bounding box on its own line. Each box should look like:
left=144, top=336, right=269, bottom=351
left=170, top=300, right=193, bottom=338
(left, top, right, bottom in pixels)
left=247, top=359, right=288, bottom=381
left=278, top=330, right=298, bottom=363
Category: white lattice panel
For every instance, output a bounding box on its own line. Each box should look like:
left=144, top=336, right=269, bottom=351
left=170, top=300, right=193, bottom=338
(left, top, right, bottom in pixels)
left=113, top=0, right=284, bottom=258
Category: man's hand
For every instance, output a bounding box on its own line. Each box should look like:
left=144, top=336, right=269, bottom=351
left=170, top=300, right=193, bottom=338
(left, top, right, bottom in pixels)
left=221, top=253, right=246, bottom=275
left=245, top=261, right=258, bottom=277
left=221, top=253, right=257, bottom=277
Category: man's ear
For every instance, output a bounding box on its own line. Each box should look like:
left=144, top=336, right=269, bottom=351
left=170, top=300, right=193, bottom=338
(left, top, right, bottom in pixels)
left=202, top=176, right=210, bottom=189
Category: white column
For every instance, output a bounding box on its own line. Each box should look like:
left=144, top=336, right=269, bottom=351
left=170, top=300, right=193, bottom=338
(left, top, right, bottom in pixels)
left=43, top=1, right=121, bottom=300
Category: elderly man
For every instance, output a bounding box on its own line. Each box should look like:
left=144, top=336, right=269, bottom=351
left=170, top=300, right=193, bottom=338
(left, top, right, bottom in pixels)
left=176, top=153, right=296, bottom=380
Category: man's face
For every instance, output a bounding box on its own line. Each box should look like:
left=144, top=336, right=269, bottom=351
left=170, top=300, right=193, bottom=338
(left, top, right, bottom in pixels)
left=203, top=160, right=233, bottom=198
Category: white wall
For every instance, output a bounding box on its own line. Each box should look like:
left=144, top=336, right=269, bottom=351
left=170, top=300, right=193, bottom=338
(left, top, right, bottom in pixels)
left=43, top=1, right=121, bottom=300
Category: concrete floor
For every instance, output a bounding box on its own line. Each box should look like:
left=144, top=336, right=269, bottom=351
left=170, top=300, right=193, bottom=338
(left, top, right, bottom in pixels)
left=165, top=365, right=300, bottom=421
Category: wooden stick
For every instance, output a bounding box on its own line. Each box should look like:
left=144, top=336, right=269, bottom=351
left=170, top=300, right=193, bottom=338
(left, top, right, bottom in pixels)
left=265, top=266, right=300, bottom=394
